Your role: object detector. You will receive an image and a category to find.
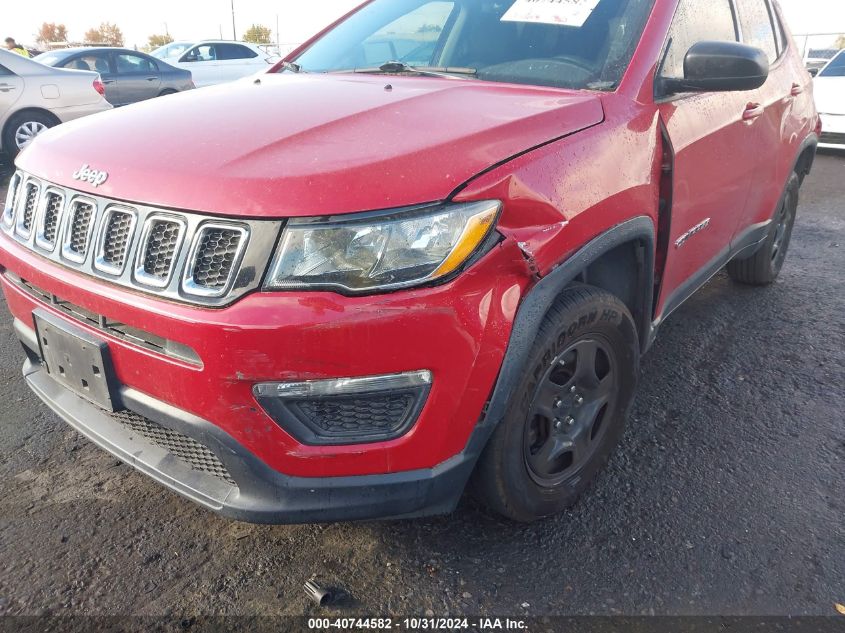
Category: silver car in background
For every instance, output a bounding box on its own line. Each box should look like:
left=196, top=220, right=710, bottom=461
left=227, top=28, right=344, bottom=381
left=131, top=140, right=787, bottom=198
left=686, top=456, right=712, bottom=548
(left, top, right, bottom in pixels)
left=0, top=49, right=112, bottom=157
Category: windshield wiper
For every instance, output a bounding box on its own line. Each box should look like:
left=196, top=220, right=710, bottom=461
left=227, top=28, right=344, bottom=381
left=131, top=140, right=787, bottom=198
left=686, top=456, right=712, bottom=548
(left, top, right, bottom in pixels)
left=349, top=61, right=477, bottom=79
left=280, top=61, right=305, bottom=74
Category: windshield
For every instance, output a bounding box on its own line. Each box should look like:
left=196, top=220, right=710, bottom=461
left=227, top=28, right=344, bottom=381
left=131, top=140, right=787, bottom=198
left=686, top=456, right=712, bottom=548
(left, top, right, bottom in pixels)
left=819, top=51, right=845, bottom=78
left=152, top=42, right=193, bottom=60
left=292, top=0, right=655, bottom=90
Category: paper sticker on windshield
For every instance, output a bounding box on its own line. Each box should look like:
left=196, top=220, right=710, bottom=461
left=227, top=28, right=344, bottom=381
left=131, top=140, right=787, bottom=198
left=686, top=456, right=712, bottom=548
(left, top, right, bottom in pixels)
left=501, top=0, right=601, bottom=27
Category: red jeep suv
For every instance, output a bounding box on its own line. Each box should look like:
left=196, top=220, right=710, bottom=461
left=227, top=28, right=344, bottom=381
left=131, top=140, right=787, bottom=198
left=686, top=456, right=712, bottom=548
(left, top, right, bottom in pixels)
left=0, top=0, right=818, bottom=523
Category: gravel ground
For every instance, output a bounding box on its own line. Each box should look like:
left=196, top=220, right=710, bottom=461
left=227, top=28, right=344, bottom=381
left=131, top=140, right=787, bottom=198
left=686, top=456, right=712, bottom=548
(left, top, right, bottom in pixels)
left=0, top=154, right=842, bottom=619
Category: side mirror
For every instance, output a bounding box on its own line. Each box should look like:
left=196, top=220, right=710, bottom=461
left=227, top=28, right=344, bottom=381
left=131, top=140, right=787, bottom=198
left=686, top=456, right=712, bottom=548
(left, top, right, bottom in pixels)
left=808, top=67, right=819, bottom=77
left=663, top=41, right=769, bottom=94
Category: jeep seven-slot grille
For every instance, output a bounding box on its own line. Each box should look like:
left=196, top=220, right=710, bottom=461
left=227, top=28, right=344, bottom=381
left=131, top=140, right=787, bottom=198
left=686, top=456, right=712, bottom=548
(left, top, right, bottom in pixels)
left=0, top=172, right=270, bottom=307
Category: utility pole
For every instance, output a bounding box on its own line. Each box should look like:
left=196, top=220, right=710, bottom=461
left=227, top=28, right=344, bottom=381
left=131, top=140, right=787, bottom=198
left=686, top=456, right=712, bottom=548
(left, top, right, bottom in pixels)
left=276, top=14, right=280, bottom=52
left=231, top=0, right=237, bottom=41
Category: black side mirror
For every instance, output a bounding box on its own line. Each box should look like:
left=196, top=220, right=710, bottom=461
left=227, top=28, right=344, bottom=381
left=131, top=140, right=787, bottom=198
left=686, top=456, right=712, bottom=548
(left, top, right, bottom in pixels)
left=808, top=67, right=819, bottom=77
left=663, top=41, right=769, bottom=94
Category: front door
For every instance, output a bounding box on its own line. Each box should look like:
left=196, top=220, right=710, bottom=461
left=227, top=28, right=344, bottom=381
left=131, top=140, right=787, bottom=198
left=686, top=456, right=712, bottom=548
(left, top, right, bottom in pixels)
left=114, top=52, right=162, bottom=104
left=654, top=0, right=764, bottom=317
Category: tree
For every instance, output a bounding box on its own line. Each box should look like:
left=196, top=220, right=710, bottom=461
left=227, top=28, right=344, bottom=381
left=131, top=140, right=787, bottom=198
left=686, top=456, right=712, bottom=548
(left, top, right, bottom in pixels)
left=243, top=24, right=272, bottom=44
left=836, top=35, right=845, bottom=49
left=147, top=33, right=174, bottom=51
left=36, top=22, right=69, bottom=47
left=84, top=22, right=124, bottom=46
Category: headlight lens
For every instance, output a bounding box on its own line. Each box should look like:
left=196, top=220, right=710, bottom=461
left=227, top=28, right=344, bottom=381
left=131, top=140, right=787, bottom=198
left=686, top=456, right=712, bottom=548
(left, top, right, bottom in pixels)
left=264, top=200, right=500, bottom=293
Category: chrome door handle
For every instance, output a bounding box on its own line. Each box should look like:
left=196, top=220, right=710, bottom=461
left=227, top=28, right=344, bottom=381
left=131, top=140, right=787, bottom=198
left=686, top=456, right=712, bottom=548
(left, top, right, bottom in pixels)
left=145, top=76, right=158, bottom=81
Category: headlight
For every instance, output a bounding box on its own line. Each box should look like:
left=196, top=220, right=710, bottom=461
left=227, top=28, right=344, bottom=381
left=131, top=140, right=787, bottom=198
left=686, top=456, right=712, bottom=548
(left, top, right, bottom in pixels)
left=264, top=200, right=500, bottom=293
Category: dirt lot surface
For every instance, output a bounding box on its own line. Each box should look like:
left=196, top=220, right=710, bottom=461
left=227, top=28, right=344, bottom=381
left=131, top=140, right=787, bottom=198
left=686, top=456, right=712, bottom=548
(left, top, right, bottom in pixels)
left=0, top=154, right=842, bottom=619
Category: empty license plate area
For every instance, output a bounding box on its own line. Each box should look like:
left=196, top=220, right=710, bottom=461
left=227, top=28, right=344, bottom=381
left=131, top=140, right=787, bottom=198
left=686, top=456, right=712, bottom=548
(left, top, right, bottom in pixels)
left=33, top=309, right=119, bottom=411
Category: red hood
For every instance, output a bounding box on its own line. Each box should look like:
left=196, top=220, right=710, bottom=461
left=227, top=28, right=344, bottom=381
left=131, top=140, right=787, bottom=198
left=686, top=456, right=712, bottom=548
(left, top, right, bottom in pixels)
left=17, top=73, right=604, bottom=217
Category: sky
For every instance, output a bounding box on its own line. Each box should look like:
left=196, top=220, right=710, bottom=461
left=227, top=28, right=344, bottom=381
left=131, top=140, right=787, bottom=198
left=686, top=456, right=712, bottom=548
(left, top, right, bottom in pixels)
left=5, top=0, right=845, bottom=50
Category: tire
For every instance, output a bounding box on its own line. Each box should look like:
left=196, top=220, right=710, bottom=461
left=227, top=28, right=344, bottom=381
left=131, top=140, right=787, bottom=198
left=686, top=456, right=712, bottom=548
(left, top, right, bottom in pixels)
left=727, top=172, right=800, bottom=285
left=2, top=111, right=57, bottom=158
left=471, top=285, right=640, bottom=522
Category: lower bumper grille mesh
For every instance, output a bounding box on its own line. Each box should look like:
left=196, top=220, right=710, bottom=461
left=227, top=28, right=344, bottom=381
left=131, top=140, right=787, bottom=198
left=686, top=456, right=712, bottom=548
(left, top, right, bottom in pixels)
left=820, top=132, right=845, bottom=145
left=110, top=409, right=236, bottom=485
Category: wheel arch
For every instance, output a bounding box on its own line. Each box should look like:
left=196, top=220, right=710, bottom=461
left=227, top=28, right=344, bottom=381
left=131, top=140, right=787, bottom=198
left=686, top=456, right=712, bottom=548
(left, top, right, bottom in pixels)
left=463, top=217, right=655, bottom=459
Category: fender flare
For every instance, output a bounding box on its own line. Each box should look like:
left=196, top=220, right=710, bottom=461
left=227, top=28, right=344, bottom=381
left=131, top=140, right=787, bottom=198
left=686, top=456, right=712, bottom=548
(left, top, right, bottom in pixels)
left=461, top=216, right=656, bottom=460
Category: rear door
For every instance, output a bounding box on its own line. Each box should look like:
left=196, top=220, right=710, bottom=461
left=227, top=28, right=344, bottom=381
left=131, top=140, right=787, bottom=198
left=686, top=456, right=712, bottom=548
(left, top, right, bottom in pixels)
left=114, top=52, right=162, bottom=104
left=655, top=0, right=764, bottom=316
left=214, top=44, right=261, bottom=82
left=733, top=0, right=809, bottom=232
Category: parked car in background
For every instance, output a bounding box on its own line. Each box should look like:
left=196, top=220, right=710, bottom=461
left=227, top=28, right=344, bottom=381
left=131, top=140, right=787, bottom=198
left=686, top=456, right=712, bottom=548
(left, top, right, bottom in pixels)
left=35, top=48, right=194, bottom=107
left=151, top=40, right=279, bottom=87
left=0, top=49, right=110, bottom=157
left=805, top=48, right=839, bottom=75
left=814, top=50, right=845, bottom=148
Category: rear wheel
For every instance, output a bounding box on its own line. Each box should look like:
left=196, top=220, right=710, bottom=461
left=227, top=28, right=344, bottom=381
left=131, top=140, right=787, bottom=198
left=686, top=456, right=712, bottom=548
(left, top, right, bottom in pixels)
left=472, top=285, right=639, bottom=522
left=3, top=111, right=57, bottom=157
left=727, top=172, right=800, bottom=285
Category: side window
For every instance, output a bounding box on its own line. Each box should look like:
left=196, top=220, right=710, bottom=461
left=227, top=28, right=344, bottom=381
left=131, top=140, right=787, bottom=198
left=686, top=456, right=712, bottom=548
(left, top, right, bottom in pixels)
left=0, top=64, right=13, bottom=76
left=63, top=54, right=110, bottom=74
left=735, top=0, right=778, bottom=62
left=767, top=0, right=787, bottom=56
left=216, top=44, right=258, bottom=60
left=659, top=0, right=738, bottom=81
left=358, top=1, right=455, bottom=67
left=115, top=53, right=157, bottom=74
left=182, top=45, right=216, bottom=63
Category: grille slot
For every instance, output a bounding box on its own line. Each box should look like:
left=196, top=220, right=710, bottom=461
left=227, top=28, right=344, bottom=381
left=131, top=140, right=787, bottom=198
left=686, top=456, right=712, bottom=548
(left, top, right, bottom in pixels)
left=36, top=191, right=64, bottom=250
left=193, top=228, right=243, bottom=289
left=110, top=409, right=235, bottom=485
left=16, top=182, right=39, bottom=237
left=820, top=132, right=845, bottom=146
left=183, top=224, right=249, bottom=296
left=2, top=172, right=22, bottom=227
left=136, top=217, right=183, bottom=287
left=95, top=208, right=135, bottom=274
left=63, top=199, right=96, bottom=262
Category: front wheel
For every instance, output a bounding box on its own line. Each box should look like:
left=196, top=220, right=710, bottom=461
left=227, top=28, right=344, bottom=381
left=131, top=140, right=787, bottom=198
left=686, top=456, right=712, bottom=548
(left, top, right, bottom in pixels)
left=471, top=285, right=639, bottom=522
left=3, top=111, right=57, bottom=157
left=727, top=172, right=800, bottom=285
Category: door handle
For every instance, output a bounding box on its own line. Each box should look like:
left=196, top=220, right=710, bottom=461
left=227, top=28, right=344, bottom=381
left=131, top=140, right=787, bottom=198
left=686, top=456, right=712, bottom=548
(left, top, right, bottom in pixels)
left=145, top=76, right=158, bottom=81
left=102, top=79, right=116, bottom=84
left=0, top=83, right=16, bottom=92
left=743, top=103, right=765, bottom=121
left=790, top=83, right=804, bottom=96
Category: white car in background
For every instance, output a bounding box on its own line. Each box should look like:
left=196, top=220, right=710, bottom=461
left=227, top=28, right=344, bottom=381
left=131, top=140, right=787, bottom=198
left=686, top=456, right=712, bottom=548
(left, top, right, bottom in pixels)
left=151, top=41, right=279, bottom=87
left=0, top=49, right=111, bottom=157
left=814, top=50, right=845, bottom=150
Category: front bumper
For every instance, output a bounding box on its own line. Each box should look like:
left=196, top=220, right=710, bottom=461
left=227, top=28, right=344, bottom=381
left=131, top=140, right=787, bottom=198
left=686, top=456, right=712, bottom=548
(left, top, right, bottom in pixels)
left=0, top=228, right=530, bottom=521
left=17, top=327, right=474, bottom=523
